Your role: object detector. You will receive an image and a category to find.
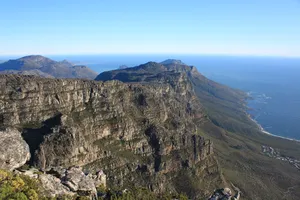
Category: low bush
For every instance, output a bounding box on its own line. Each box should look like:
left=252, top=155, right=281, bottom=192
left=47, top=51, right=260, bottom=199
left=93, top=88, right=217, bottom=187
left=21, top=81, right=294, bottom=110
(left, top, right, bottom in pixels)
left=0, top=169, right=40, bottom=200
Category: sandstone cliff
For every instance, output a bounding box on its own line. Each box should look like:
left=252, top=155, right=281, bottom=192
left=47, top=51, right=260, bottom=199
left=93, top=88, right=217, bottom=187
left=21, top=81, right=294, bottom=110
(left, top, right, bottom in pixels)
left=0, top=74, right=223, bottom=198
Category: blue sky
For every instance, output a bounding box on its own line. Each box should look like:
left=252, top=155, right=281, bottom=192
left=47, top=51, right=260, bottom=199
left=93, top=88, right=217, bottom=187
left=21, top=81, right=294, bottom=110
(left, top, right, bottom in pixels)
left=0, top=0, right=300, bottom=57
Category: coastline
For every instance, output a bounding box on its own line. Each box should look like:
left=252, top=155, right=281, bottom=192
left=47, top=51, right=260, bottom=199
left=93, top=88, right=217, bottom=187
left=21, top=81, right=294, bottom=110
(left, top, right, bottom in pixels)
left=247, top=114, right=300, bottom=143
left=245, top=91, right=300, bottom=143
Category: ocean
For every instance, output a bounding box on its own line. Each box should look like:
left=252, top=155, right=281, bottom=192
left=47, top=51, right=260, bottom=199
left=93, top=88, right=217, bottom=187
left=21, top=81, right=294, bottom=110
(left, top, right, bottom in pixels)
left=2, top=54, right=300, bottom=140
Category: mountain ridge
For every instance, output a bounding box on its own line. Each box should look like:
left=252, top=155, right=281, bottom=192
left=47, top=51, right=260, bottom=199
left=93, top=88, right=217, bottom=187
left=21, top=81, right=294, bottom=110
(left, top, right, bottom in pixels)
left=0, top=59, right=300, bottom=199
left=96, top=60, right=256, bottom=134
left=95, top=59, right=300, bottom=200
left=0, top=55, right=98, bottom=79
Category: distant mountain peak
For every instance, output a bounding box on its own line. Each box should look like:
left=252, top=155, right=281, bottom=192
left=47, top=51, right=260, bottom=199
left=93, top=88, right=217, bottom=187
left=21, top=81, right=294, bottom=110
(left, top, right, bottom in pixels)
left=160, top=59, right=186, bottom=65
left=18, top=55, right=51, bottom=61
left=119, top=65, right=129, bottom=69
left=60, top=59, right=73, bottom=64
left=0, top=55, right=98, bottom=79
left=19, top=55, right=44, bottom=59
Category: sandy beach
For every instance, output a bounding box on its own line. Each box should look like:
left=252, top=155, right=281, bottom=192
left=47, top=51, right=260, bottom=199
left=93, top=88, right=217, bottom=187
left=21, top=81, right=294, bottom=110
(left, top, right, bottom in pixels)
left=247, top=114, right=300, bottom=143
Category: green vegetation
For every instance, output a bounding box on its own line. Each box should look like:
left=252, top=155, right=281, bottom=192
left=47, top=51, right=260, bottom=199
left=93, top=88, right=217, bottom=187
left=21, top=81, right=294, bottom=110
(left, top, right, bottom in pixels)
left=0, top=169, right=189, bottom=200
left=0, top=169, right=40, bottom=200
left=189, top=72, right=259, bottom=136
left=199, top=121, right=300, bottom=200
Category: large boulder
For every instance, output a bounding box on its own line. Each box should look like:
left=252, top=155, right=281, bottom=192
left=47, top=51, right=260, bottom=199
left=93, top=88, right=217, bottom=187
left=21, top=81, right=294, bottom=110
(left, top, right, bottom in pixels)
left=62, top=166, right=97, bottom=197
left=0, top=128, right=30, bottom=170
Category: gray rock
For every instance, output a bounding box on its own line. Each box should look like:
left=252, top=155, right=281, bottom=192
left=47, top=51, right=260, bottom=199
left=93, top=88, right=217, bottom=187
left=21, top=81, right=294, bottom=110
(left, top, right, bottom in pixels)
left=93, top=170, right=107, bottom=188
left=0, top=128, right=30, bottom=170
left=62, top=166, right=97, bottom=196
left=39, top=173, right=75, bottom=197
left=16, top=166, right=105, bottom=199
left=17, top=168, right=39, bottom=179
left=46, top=166, right=67, bottom=179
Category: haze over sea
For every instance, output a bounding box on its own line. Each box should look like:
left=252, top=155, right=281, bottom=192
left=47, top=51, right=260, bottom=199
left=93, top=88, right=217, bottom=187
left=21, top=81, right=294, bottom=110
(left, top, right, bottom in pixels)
left=2, top=54, right=299, bottom=140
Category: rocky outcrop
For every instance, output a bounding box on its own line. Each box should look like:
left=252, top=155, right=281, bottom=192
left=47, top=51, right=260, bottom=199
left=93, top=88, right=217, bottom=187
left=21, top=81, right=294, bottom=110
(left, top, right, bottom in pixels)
left=0, top=74, right=222, bottom=197
left=39, top=173, right=75, bottom=197
left=62, top=166, right=97, bottom=196
left=208, top=185, right=241, bottom=200
left=22, top=166, right=105, bottom=199
left=0, top=128, right=30, bottom=170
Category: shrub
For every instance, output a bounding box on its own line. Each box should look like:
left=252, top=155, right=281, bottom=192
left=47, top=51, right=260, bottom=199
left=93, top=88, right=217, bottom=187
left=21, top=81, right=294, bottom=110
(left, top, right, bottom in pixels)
left=0, top=169, right=40, bottom=200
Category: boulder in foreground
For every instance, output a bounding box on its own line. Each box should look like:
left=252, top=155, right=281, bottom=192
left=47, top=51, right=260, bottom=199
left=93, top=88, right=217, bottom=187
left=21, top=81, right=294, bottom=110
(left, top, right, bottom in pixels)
left=0, top=128, right=30, bottom=170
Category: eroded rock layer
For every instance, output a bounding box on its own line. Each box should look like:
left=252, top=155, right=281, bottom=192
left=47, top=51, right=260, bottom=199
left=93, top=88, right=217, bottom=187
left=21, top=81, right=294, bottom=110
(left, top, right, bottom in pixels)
left=0, top=74, right=223, bottom=197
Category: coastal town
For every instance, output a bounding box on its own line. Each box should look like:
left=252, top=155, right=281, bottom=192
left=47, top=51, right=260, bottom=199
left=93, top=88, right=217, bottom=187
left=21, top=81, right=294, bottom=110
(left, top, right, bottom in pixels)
left=262, top=145, right=300, bottom=170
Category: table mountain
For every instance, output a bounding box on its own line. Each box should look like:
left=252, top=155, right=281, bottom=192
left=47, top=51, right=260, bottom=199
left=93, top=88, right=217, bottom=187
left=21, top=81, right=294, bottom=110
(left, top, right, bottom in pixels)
left=1, top=59, right=300, bottom=199
left=0, top=55, right=98, bottom=79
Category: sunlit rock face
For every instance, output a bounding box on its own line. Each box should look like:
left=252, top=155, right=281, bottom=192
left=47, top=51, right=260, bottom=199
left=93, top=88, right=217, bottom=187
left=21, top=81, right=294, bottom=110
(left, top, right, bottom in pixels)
left=0, top=74, right=222, bottom=197
left=0, top=128, right=30, bottom=170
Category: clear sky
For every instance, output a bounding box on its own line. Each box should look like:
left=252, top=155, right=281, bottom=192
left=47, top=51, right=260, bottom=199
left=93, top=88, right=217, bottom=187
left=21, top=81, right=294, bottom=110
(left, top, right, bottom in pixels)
left=0, top=0, right=300, bottom=57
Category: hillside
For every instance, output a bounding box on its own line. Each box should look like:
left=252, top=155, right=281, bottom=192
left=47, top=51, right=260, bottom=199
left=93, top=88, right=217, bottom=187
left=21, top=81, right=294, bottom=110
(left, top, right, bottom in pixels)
left=0, top=74, right=223, bottom=199
left=95, top=60, right=257, bottom=134
left=0, top=55, right=98, bottom=79
left=0, top=60, right=300, bottom=199
left=96, top=59, right=300, bottom=200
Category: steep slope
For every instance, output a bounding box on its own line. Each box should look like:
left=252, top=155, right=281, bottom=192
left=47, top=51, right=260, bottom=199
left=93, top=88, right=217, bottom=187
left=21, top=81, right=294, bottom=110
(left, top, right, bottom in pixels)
left=70, top=65, right=99, bottom=79
left=95, top=59, right=300, bottom=200
left=0, top=74, right=224, bottom=199
left=1, top=59, right=300, bottom=199
left=96, top=60, right=257, bottom=134
left=0, top=55, right=98, bottom=79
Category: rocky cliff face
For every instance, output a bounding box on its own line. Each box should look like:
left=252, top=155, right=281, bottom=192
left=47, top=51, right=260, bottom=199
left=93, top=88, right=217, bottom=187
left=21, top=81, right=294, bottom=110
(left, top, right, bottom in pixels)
left=96, top=60, right=256, bottom=135
left=0, top=74, right=223, bottom=197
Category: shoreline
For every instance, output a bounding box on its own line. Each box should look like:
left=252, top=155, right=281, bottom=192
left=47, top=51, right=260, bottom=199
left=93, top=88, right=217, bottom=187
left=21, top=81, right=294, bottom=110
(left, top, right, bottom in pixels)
left=247, top=114, right=300, bottom=143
